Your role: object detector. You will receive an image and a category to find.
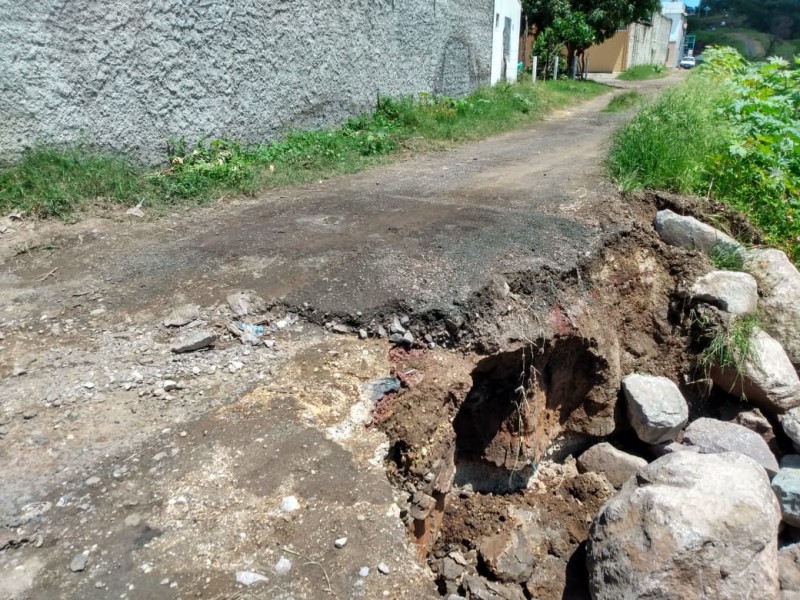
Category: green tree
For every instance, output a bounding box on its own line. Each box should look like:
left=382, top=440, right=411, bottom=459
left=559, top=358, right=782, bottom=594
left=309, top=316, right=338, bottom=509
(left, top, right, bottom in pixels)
left=522, top=0, right=571, bottom=30
left=554, top=11, right=596, bottom=76
left=523, top=0, right=661, bottom=77
left=699, top=0, right=799, bottom=41
left=575, top=0, right=662, bottom=43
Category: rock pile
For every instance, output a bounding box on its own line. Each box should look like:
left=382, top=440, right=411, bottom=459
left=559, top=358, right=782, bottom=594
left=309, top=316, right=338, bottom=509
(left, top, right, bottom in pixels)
left=581, top=210, right=800, bottom=599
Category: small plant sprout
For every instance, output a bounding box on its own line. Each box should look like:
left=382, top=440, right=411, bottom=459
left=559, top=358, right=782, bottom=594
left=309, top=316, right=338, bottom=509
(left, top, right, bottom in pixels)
left=698, top=313, right=761, bottom=381
left=709, top=243, right=745, bottom=271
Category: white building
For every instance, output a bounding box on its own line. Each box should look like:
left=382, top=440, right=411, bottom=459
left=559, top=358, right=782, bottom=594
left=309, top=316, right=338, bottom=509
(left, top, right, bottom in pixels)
left=662, top=2, right=688, bottom=66
left=490, top=0, right=523, bottom=84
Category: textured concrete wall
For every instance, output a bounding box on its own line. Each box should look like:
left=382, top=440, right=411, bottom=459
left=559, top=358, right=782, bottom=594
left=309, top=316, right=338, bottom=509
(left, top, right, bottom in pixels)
left=1, top=0, right=494, bottom=163
left=627, top=14, right=672, bottom=68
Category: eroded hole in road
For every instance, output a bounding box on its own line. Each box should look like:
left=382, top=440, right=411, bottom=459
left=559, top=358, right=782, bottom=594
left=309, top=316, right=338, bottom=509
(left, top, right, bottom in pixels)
left=375, top=334, right=616, bottom=588
left=452, top=338, right=609, bottom=495
left=374, top=226, right=706, bottom=598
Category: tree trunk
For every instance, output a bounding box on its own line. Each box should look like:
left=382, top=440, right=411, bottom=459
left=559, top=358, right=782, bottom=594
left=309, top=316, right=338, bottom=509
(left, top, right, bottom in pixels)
left=566, top=44, right=577, bottom=79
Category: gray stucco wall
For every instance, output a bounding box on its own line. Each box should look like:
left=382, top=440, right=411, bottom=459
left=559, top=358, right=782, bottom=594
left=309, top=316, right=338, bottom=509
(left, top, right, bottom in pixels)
left=1, top=0, right=494, bottom=163
left=627, top=14, right=672, bottom=68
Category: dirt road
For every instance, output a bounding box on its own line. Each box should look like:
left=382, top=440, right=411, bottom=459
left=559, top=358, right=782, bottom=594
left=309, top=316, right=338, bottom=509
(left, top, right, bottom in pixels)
left=0, top=73, right=681, bottom=599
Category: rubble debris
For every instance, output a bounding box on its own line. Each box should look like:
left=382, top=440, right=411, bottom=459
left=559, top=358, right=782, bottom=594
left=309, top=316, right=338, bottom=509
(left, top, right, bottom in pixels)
left=162, top=304, right=200, bottom=327
left=365, top=376, right=402, bottom=402
left=171, top=330, right=217, bottom=353
left=70, top=553, right=89, bottom=573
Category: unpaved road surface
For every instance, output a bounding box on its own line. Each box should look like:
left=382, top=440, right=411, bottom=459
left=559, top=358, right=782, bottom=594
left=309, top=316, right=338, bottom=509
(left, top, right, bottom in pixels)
left=0, top=73, right=681, bottom=599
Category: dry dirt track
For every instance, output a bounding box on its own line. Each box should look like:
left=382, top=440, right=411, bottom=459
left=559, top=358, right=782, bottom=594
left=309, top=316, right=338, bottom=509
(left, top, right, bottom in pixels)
left=0, top=73, right=682, bottom=600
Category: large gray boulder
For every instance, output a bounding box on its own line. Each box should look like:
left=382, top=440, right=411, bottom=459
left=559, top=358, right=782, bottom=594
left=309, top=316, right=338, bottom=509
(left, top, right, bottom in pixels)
left=779, top=543, right=800, bottom=593
left=587, top=452, right=780, bottom=600
left=478, top=529, right=536, bottom=584
left=781, top=408, right=800, bottom=453
left=654, top=209, right=741, bottom=254
left=622, top=374, right=689, bottom=444
left=691, top=270, right=758, bottom=315
left=577, top=443, right=647, bottom=489
left=747, top=248, right=800, bottom=366
left=683, top=417, right=779, bottom=476
left=772, top=455, right=800, bottom=527
left=719, top=406, right=778, bottom=451
left=711, top=328, right=800, bottom=414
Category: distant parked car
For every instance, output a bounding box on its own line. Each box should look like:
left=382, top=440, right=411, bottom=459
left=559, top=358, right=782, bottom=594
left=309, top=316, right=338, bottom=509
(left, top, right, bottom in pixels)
left=679, top=56, right=697, bottom=69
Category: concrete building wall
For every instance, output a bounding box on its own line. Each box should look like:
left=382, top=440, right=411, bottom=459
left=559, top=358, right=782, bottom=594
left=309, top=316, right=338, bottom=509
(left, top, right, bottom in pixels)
left=490, top=0, right=522, bottom=84
left=0, top=0, right=496, bottom=163
left=662, top=2, right=688, bottom=66
left=585, top=12, right=671, bottom=73
left=584, top=30, right=630, bottom=73
left=627, top=14, right=672, bottom=68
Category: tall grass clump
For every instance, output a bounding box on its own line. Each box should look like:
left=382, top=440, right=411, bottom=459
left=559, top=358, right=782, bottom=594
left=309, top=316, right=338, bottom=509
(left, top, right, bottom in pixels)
left=617, top=64, right=668, bottom=81
left=698, top=313, right=761, bottom=379
left=607, top=78, right=731, bottom=193
left=0, top=147, right=143, bottom=218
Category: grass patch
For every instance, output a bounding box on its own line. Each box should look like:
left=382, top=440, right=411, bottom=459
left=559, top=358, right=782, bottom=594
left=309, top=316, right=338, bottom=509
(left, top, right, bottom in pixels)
left=0, top=147, right=143, bottom=219
left=698, top=313, right=760, bottom=379
left=0, top=80, right=607, bottom=219
left=774, top=39, right=800, bottom=60
left=607, top=76, right=730, bottom=193
left=617, top=64, right=668, bottom=81
left=709, top=243, right=745, bottom=271
left=602, top=91, right=646, bottom=113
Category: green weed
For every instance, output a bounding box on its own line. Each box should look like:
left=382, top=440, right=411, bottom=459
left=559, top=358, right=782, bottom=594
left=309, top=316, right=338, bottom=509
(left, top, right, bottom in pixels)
left=602, top=91, right=646, bottom=113
left=617, top=64, right=668, bottom=81
left=709, top=243, right=745, bottom=271
left=698, top=313, right=761, bottom=379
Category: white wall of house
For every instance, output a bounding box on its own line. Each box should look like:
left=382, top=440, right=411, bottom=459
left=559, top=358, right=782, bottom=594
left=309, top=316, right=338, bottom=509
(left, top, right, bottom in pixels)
left=662, top=1, right=688, bottom=66
left=490, top=0, right=522, bottom=84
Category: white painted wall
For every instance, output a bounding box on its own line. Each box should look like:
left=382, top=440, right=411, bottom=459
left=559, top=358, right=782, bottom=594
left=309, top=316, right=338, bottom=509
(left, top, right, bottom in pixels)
left=662, top=1, right=688, bottom=66
left=490, top=0, right=522, bottom=84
